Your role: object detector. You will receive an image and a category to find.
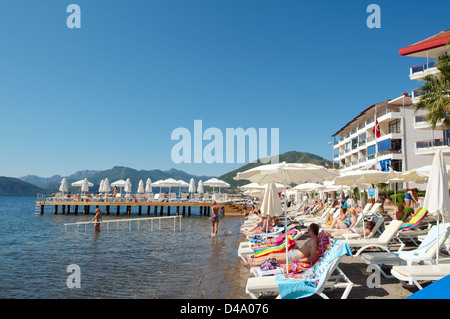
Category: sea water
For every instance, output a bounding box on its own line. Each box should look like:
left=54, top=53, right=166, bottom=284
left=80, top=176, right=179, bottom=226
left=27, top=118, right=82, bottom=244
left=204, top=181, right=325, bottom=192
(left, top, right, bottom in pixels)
left=0, top=197, right=243, bottom=299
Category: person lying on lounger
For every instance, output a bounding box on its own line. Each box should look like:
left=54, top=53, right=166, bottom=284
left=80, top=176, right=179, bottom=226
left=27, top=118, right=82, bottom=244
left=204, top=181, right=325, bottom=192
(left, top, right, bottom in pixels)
left=329, top=220, right=376, bottom=238
left=241, top=223, right=319, bottom=269
left=323, top=208, right=357, bottom=230
left=241, top=216, right=273, bottom=236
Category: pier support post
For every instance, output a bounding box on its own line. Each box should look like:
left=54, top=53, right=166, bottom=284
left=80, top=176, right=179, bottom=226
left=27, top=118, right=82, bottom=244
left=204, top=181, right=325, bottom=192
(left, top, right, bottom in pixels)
left=127, top=206, right=131, bottom=215
left=200, top=206, right=203, bottom=216
left=54, top=205, right=58, bottom=215
left=61, top=205, right=66, bottom=215
left=188, top=206, right=191, bottom=216
left=67, top=205, right=71, bottom=214
left=154, top=205, right=158, bottom=216
left=105, top=205, right=110, bottom=215
left=40, top=205, right=44, bottom=215
left=74, top=205, right=79, bottom=215
left=147, top=206, right=150, bottom=215
left=117, top=206, right=120, bottom=215
left=138, top=206, right=142, bottom=215
left=167, top=206, right=171, bottom=216
left=182, top=206, right=186, bottom=216
left=160, top=205, right=163, bottom=216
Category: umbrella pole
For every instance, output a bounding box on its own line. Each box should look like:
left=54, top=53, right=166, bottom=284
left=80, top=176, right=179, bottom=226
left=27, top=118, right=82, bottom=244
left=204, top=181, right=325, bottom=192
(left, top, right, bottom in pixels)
left=283, top=178, right=288, bottom=274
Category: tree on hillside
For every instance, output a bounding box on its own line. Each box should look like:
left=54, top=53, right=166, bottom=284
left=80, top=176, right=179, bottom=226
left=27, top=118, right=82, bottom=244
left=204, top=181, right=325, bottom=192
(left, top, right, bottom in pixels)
left=415, top=54, right=450, bottom=129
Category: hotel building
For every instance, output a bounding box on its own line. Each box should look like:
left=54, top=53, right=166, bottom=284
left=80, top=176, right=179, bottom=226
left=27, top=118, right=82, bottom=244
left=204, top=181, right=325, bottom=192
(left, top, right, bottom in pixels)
left=331, top=30, right=450, bottom=189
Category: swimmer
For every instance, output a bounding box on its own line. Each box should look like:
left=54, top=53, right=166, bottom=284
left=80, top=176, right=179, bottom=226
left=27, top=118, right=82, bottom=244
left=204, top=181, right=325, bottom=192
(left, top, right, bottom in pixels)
left=209, top=201, right=223, bottom=237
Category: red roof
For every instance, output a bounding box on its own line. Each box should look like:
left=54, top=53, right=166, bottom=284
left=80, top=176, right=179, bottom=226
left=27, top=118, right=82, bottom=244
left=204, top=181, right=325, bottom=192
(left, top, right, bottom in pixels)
left=399, top=30, right=450, bottom=56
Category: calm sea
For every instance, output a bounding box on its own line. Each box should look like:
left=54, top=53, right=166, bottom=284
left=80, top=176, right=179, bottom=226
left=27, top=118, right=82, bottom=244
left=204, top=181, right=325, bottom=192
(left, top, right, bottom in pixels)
left=0, top=196, right=244, bottom=299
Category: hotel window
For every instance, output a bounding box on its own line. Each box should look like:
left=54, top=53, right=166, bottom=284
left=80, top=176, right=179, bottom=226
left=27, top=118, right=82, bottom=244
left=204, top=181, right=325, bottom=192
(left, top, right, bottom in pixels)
left=389, top=120, right=401, bottom=134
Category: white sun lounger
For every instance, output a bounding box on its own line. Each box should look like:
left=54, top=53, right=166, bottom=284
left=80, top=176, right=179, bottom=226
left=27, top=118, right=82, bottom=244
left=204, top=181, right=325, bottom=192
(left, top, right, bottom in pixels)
left=360, top=224, right=450, bottom=278
left=342, top=220, right=404, bottom=256
left=391, top=264, right=450, bottom=290
left=245, top=241, right=353, bottom=299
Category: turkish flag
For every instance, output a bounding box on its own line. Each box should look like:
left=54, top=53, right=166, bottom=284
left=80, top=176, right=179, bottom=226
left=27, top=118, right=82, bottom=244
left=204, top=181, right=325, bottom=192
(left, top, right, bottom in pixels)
left=373, top=118, right=381, bottom=138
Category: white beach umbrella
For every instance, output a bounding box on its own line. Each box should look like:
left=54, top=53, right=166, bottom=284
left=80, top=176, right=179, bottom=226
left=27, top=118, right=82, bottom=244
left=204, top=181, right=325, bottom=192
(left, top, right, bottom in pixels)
left=260, top=182, right=283, bottom=218
left=103, top=178, right=111, bottom=193
left=111, top=179, right=127, bottom=195
left=203, top=178, right=230, bottom=194
left=145, top=178, right=152, bottom=193
left=152, top=178, right=180, bottom=194
left=137, top=180, right=145, bottom=194
left=98, top=179, right=105, bottom=193
left=189, top=178, right=196, bottom=193
left=71, top=178, right=94, bottom=195
left=124, top=178, right=132, bottom=194
left=239, top=182, right=285, bottom=191
left=234, top=162, right=338, bottom=273
left=81, top=178, right=90, bottom=194
left=422, top=150, right=450, bottom=264
left=197, top=180, right=204, bottom=194
left=59, top=178, right=68, bottom=195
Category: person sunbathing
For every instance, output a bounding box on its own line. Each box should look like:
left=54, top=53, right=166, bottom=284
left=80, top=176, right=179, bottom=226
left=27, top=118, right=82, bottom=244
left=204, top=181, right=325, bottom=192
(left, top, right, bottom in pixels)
left=330, top=220, right=376, bottom=238
left=241, top=223, right=319, bottom=269
left=241, top=216, right=272, bottom=236
left=323, top=208, right=357, bottom=230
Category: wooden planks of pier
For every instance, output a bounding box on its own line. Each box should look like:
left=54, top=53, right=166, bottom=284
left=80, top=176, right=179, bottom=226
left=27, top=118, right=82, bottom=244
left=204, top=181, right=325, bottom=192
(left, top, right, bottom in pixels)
left=36, top=200, right=245, bottom=217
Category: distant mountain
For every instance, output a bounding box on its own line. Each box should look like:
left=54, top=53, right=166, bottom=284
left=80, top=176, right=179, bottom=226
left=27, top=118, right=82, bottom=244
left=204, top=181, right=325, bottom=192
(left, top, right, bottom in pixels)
left=218, top=151, right=332, bottom=189
left=0, top=177, right=45, bottom=196
left=18, top=166, right=214, bottom=195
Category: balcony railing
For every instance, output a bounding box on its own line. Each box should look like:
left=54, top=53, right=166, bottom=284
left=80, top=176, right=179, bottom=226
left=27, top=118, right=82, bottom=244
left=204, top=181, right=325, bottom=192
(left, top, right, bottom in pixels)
left=411, top=60, right=436, bottom=75
left=416, top=138, right=450, bottom=149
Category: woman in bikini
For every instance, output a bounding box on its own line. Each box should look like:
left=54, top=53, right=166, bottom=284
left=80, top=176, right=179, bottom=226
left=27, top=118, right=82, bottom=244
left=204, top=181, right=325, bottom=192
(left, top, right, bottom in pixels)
left=89, top=208, right=103, bottom=232
left=209, top=201, right=223, bottom=237
left=240, top=223, right=320, bottom=269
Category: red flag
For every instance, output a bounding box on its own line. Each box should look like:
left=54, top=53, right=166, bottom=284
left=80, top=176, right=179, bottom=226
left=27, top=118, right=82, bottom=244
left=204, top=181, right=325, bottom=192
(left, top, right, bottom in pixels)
left=373, top=118, right=381, bottom=138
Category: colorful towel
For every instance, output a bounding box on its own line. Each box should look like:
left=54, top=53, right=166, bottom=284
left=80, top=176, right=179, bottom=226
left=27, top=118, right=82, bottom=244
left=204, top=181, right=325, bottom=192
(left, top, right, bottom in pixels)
left=280, top=230, right=331, bottom=273
left=399, top=208, right=428, bottom=230
left=253, top=236, right=296, bottom=258
left=274, top=240, right=352, bottom=299
left=260, top=229, right=298, bottom=246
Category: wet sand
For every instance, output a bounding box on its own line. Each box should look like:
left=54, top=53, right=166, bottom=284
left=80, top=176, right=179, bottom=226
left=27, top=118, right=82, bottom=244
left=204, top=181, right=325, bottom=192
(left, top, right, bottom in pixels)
left=226, top=203, right=445, bottom=299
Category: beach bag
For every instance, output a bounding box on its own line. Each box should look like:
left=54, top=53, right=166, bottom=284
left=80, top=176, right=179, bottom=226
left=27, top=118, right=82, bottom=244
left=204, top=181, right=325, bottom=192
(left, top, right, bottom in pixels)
left=260, top=258, right=280, bottom=271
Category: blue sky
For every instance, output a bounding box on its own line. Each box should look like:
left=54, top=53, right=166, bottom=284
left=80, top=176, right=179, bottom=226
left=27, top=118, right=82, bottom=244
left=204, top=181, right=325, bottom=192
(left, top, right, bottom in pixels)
left=0, top=0, right=449, bottom=178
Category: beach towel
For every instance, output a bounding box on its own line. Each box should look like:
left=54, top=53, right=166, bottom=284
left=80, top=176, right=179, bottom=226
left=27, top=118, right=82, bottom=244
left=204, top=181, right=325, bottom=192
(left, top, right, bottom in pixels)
left=274, top=240, right=352, bottom=299
left=260, top=229, right=298, bottom=246
left=253, top=235, right=296, bottom=258
left=399, top=208, right=428, bottom=231
left=280, top=230, right=331, bottom=273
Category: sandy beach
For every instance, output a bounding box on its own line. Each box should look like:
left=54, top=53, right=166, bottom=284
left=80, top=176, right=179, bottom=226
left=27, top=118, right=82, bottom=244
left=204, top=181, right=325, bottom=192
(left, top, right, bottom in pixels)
left=226, top=202, right=447, bottom=299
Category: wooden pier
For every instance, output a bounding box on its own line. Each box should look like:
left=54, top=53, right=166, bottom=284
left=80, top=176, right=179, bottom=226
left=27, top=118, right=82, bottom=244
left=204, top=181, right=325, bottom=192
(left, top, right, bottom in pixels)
left=35, top=199, right=245, bottom=217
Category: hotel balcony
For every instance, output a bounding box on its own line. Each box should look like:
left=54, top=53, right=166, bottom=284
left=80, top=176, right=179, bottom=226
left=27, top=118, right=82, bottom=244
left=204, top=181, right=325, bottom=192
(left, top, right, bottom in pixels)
left=413, top=114, right=445, bottom=130
left=415, top=137, right=450, bottom=155
left=409, top=60, right=439, bottom=81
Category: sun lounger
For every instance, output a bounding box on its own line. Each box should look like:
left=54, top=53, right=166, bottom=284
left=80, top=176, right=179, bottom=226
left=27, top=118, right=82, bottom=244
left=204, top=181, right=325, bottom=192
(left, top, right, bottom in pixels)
left=391, top=264, right=450, bottom=290
left=361, top=224, right=450, bottom=278
left=245, top=240, right=353, bottom=299
left=342, top=220, right=404, bottom=256
left=249, top=230, right=332, bottom=277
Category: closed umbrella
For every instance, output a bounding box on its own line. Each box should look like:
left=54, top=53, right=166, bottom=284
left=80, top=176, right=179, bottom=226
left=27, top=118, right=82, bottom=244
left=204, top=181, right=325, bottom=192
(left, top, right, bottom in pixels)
left=124, top=178, right=132, bottom=195
left=59, top=178, right=68, bottom=196
left=145, top=178, right=152, bottom=194
left=189, top=178, right=196, bottom=194
left=103, top=178, right=111, bottom=194
left=197, top=180, right=204, bottom=194
left=137, top=180, right=145, bottom=194
left=261, top=182, right=284, bottom=220
left=422, top=150, right=450, bottom=264
left=235, top=162, right=338, bottom=273
left=98, top=179, right=105, bottom=193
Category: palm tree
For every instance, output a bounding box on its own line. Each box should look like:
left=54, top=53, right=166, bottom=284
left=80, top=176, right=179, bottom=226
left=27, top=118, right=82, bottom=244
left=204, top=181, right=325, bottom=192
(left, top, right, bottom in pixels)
left=415, top=54, right=450, bottom=129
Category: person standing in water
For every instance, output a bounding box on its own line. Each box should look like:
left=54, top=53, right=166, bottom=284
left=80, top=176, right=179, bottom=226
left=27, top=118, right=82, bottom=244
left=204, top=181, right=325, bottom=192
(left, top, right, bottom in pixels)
left=209, top=201, right=223, bottom=237
left=89, top=208, right=103, bottom=231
